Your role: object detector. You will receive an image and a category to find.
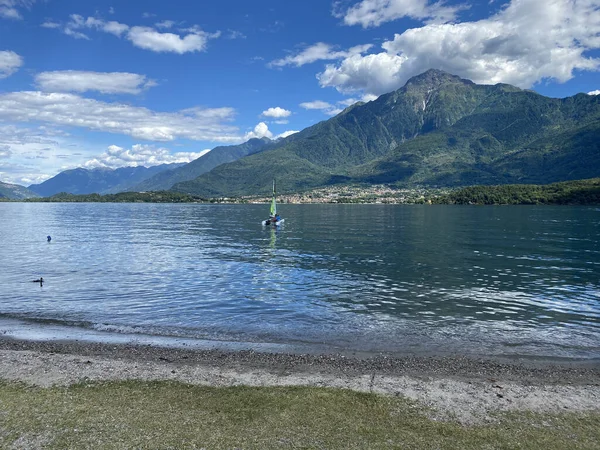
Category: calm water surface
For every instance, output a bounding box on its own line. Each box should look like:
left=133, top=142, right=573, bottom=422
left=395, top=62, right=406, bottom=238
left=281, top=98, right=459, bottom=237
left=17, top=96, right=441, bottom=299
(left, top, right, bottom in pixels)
left=0, top=203, right=599, bottom=359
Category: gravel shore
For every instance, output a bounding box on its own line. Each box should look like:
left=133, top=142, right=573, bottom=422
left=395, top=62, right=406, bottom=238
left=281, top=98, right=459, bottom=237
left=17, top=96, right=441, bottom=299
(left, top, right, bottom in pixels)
left=1, top=337, right=599, bottom=424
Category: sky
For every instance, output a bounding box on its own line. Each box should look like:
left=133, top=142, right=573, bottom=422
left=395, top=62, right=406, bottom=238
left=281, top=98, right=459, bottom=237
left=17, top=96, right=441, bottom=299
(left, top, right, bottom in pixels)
left=0, top=0, right=599, bottom=186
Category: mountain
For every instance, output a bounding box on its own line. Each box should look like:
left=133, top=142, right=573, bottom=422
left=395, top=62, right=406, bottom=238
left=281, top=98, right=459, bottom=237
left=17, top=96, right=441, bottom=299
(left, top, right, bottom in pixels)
left=0, top=181, right=39, bottom=199
left=131, top=137, right=273, bottom=192
left=28, top=164, right=182, bottom=197
left=172, top=69, right=600, bottom=197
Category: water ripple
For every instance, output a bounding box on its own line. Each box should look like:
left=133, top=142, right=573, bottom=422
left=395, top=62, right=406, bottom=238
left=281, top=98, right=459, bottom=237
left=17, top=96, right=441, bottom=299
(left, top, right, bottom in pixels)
left=0, top=203, right=599, bottom=359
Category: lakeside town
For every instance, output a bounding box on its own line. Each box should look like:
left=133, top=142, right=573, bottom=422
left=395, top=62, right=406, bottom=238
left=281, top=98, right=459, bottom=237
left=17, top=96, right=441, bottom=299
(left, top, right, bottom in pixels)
left=242, top=185, right=449, bottom=204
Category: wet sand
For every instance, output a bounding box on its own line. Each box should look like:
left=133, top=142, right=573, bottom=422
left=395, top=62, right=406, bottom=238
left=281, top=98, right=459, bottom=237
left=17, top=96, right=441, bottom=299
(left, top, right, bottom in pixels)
left=1, top=337, right=599, bottom=424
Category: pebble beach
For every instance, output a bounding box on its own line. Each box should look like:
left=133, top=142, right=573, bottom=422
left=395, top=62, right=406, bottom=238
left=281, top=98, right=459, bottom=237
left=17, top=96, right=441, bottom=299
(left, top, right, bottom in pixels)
left=1, top=337, right=598, bottom=424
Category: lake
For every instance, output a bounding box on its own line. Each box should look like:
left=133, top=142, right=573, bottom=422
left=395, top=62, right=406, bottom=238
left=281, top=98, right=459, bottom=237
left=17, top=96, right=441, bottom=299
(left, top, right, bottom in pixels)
left=0, top=202, right=599, bottom=360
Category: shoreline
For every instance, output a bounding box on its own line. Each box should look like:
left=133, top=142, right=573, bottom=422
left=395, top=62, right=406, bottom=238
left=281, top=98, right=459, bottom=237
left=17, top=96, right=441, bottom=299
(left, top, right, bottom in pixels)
left=1, top=337, right=599, bottom=424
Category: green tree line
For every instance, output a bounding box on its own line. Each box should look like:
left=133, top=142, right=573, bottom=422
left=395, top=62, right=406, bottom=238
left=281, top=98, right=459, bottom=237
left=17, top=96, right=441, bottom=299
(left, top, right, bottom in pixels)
left=433, top=178, right=600, bottom=205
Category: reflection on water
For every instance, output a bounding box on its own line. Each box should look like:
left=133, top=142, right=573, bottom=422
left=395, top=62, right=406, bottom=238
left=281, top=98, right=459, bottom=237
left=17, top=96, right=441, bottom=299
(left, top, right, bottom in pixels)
left=0, top=202, right=599, bottom=359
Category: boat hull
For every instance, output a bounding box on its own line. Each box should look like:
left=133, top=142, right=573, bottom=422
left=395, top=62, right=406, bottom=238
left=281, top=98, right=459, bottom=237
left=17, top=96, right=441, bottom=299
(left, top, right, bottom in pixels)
left=262, top=218, right=285, bottom=226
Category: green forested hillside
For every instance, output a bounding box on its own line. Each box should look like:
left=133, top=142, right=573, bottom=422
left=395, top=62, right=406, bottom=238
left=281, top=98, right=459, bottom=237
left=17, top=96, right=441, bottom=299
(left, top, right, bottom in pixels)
left=172, top=70, right=600, bottom=197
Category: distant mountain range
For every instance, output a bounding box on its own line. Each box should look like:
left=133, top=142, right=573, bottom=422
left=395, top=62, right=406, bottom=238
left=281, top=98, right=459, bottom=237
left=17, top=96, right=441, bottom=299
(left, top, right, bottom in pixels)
left=17, top=137, right=274, bottom=198
left=27, top=164, right=184, bottom=197
left=0, top=181, right=39, bottom=199
left=171, top=69, right=600, bottom=197
left=131, top=137, right=273, bottom=192
left=7, top=69, right=600, bottom=200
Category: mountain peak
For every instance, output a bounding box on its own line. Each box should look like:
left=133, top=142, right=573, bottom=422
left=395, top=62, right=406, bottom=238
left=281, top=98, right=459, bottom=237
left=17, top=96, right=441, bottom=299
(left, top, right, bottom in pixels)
left=404, top=69, right=473, bottom=90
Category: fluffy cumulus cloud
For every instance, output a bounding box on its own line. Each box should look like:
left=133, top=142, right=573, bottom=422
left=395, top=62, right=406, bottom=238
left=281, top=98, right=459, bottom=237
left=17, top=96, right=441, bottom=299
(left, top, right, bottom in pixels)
left=243, top=122, right=298, bottom=140
left=0, top=91, right=241, bottom=142
left=270, top=42, right=372, bottom=67
left=321, top=0, right=600, bottom=96
left=261, top=107, right=292, bottom=118
left=244, top=122, right=272, bottom=140
left=336, top=0, right=463, bottom=27
left=0, top=0, right=34, bottom=20
left=53, top=15, right=219, bottom=53
left=83, top=144, right=211, bottom=169
left=0, top=50, right=23, bottom=78
left=35, top=71, right=157, bottom=95
left=127, top=26, right=211, bottom=53
left=589, top=90, right=600, bottom=95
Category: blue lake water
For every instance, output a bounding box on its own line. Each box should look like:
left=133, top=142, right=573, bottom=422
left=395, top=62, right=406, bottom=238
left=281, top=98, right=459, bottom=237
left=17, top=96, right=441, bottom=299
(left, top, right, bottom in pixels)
left=0, top=202, right=599, bottom=360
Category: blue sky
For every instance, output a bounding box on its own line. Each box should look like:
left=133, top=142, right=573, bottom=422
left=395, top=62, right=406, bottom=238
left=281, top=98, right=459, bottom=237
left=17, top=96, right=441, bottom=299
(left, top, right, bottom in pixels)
left=1, top=0, right=599, bottom=186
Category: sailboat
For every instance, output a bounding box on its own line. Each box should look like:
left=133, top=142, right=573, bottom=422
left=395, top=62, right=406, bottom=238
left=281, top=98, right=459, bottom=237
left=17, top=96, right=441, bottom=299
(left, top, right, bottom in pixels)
left=262, top=179, right=284, bottom=226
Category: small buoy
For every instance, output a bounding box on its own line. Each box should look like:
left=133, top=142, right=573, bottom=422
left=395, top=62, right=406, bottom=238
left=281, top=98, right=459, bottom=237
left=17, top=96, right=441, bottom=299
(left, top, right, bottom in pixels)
left=47, top=235, right=51, bottom=242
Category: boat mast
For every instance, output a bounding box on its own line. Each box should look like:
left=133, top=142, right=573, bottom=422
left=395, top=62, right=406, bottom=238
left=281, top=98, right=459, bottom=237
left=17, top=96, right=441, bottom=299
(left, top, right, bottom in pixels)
left=270, top=178, right=277, bottom=216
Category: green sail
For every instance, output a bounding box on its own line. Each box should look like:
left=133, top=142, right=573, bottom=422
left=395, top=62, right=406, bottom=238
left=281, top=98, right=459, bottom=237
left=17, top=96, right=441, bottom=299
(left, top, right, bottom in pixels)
left=269, top=179, right=277, bottom=216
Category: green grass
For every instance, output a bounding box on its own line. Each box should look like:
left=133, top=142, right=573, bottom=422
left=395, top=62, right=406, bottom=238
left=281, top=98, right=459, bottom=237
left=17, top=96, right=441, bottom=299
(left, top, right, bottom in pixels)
left=0, top=380, right=598, bottom=449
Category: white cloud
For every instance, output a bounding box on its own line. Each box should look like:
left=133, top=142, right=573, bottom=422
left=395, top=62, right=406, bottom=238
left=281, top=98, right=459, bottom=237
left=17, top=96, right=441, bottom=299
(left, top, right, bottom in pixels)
left=318, top=52, right=408, bottom=96
left=244, top=122, right=272, bottom=140
left=270, top=42, right=373, bottom=67
left=320, top=0, right=600, bottom=96
left=83, top=144, right=211, bottom=169
left=155, top=20, right=175, bottom=29
left=276, top=130, right=299, bottom=139
left=299, top=100, right=334, bottom=110
left=35, top=71, right=157, bottom=95
left=0, top=124, right=76, bottom=185
left=261, top=107, right=291, bottom=118
left=64, top=28, right=89, bottom=39
left=0, top=144, right=12, bottom=158
left=588, top=90, right=600, bottom=95
left=337, top=98, right=359, bottom=107
left=300, top=98, right=363, bottom=116
left=362, top=93, right=379, bottom=102
left=227, top=29, right=246, bottom=39
left=337, top=0, right=464, bottom=28
left=300, top=100, right=347, bottom=116
left=56, top=15, right=218, bottom=53
left=102, top=20, right=129, bottom=37
left=65, top=14, right=129, bottom=37
left=128, top=26, right=213, bottom=53
left=0, top=0, right=34, bottom=20
left=242, top=122, right=298, bottom=141
left=41, top=21, right=60, bottom=29
left=0, top=91, right=241, bottom=143
left=0, top=50, right=22, bottom=78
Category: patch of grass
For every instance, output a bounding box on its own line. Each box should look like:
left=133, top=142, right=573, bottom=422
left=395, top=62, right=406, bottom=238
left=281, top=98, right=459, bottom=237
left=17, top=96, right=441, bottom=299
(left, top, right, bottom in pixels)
left=0, top=380, right=598, bottom=449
